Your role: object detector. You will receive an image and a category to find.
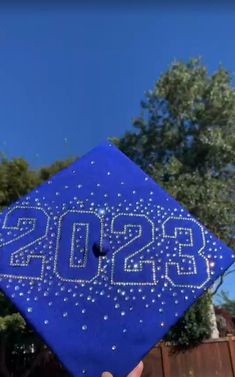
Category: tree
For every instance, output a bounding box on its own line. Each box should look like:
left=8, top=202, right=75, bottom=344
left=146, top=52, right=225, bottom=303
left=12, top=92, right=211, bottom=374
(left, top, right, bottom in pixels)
left=0, top=157, right=40, bottom=210
left=39, top=158, right=76, bottom=181
left=166, top=292, right=212, bottom=348
left=115, top=58, right=235, bottom=348
left=219, top=291, right=235, bottom=316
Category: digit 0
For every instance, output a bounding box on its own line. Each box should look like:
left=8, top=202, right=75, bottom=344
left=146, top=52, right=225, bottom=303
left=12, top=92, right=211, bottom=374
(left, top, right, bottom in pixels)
left=54, top=210, right=103, bottom=283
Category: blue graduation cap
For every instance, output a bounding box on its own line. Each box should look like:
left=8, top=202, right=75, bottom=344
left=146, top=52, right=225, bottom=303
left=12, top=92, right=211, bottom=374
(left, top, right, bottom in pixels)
left=0, top=142, right=234, bottom=376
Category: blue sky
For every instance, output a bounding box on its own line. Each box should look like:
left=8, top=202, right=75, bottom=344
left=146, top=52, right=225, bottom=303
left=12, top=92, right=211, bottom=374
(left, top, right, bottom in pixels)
left=0, top=4, right=234, bottom=299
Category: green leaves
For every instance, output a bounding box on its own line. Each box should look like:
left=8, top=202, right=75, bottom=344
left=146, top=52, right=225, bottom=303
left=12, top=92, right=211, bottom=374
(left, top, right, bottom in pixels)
left=155, top=58, right=208, bottom=121
left=0, top=158, right=40, bottom=210
left=120, top=58, right=235, bottom=177
left=0, top=313, right=26, bottom=335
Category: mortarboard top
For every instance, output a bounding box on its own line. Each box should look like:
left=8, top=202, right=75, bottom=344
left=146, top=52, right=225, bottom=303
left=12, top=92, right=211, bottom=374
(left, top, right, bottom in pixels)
left=0, top=141, right=234, bottom=376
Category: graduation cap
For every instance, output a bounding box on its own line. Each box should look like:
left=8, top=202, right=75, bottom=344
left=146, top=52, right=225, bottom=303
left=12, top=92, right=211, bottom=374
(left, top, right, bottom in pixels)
left=0, top=141, right=234, bottom=377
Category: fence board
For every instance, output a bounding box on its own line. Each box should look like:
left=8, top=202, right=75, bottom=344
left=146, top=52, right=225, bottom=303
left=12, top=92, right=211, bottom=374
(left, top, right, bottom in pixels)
left=142, top=337, right=235, bottom=377
left=141, top=346, right=163, bottom=377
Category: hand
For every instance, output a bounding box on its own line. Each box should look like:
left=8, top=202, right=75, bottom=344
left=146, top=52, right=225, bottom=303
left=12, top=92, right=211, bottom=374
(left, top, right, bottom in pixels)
left=101, top=361, right=143, bottom=377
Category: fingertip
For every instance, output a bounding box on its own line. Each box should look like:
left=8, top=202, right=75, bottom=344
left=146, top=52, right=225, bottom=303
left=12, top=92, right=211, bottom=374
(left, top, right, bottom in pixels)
left=127, top=361, right=144, bottom=376
left=101, top=372, right=113, bottom=377
left=135, top=361, right=144, bottom=374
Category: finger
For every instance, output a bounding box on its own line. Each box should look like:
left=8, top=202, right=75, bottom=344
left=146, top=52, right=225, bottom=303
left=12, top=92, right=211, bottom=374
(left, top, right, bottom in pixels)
left=101, top=372, right=113, bottom=377
left=127, top=361, right=144, bottom=377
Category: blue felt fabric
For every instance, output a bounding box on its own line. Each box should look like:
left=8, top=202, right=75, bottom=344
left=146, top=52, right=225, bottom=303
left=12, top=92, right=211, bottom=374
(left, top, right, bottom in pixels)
left=0, top=141, right=234, bottom=376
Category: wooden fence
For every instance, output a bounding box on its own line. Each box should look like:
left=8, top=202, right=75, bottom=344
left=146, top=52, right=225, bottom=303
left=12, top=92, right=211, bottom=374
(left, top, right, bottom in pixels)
left=142, top=336, right=235, bottom=377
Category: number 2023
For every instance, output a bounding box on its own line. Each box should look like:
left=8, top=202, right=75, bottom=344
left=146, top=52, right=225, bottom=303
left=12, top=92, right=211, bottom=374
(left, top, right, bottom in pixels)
left=0, top=206, right=209, bottom=288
